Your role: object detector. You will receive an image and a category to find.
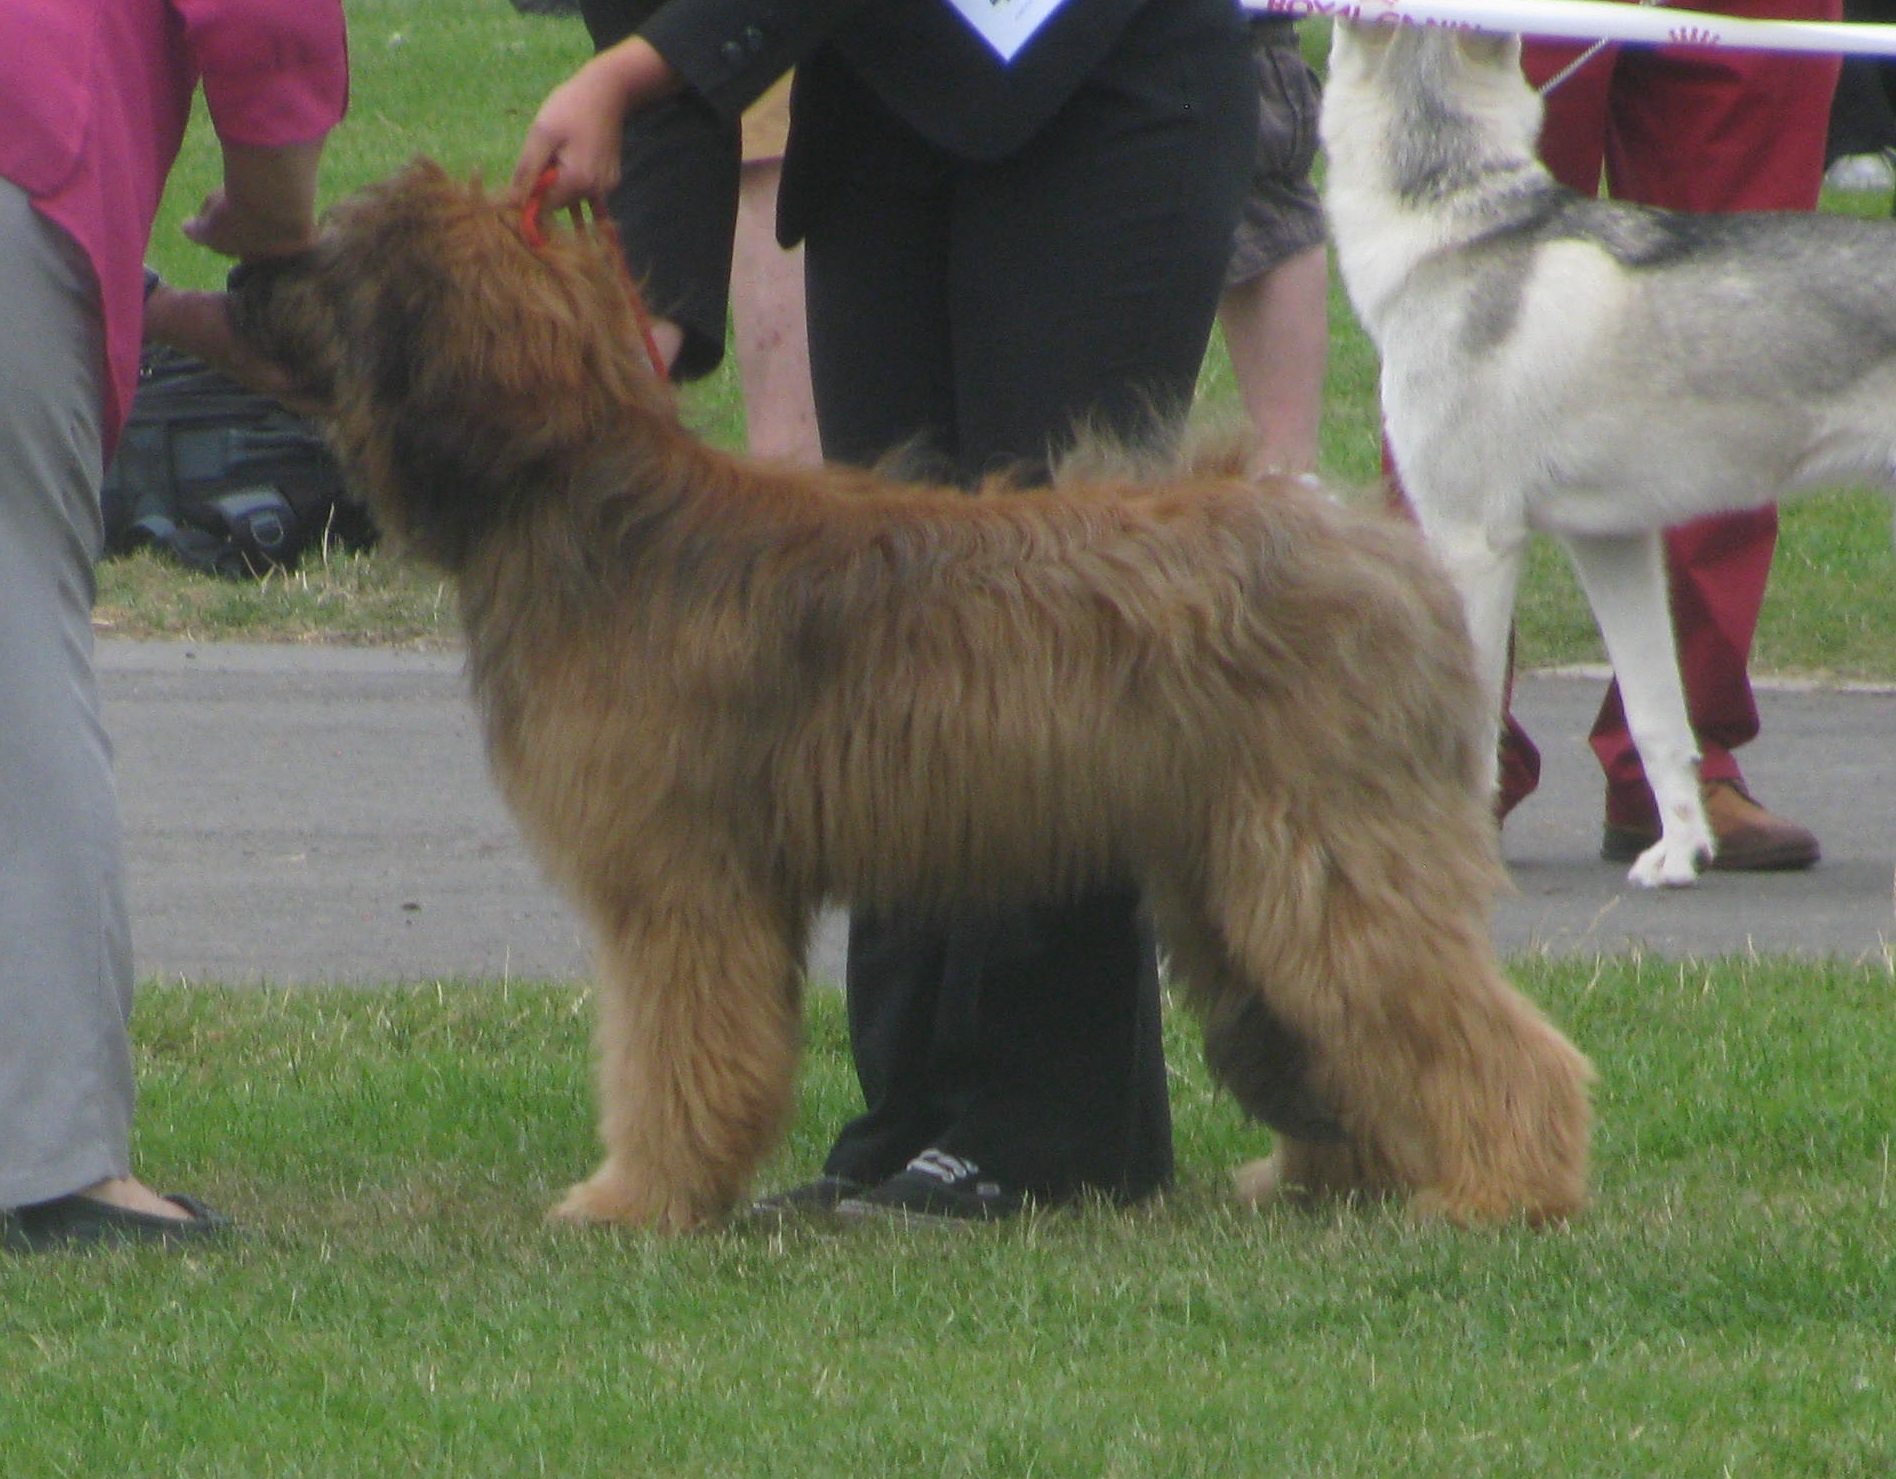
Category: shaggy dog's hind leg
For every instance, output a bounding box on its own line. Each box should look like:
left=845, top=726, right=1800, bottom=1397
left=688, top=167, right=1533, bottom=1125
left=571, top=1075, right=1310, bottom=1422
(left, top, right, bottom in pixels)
left=1156, top=886, right=1406, bottom=1210
left=554, top=868, right=805, bottom=1233
left=1154, top=892, right=1345, bottom=1145
left=1198, top=794, right=1593, bottom=1226
left=1233, top=1138, right=1398, bottom=1209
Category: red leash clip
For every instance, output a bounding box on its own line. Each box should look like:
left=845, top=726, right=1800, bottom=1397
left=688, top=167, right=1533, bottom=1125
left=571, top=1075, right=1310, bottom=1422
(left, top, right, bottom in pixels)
left=519, top=166, right=670, bottom=383
left=520, top=165, right=564, bottom=250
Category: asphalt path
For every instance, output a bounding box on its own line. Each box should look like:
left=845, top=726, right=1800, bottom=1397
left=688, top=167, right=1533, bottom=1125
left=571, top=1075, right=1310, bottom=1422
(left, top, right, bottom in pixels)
left=99, top=640, right=1895, bottom=986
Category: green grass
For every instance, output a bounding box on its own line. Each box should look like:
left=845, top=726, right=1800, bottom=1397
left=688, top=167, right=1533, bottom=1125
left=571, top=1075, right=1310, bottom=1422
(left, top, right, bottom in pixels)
left=37, top=26, right=1896, bottom=1467
left=94, top=542, right=454, bottom=647
left=59, top=25, right=1896, bottom=1463
left=33, top=8, right=1896, bottom=1463
left=104, top=1, right=1896, bottom=679
left=4, top=960, right=1894, bottom=1475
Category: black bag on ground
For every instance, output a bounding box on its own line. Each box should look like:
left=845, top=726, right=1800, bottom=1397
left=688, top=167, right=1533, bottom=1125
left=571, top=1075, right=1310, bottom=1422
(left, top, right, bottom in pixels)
left=101, top=345, right=374, bottom=579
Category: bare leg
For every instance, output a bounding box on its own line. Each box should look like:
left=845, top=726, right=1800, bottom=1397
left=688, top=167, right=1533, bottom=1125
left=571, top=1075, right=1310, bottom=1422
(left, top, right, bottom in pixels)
left=1217, top=245, right=1328, bottom=480
left=731, top=158, right=820, bottom=466
left=647, top=317, right=686, bottom=375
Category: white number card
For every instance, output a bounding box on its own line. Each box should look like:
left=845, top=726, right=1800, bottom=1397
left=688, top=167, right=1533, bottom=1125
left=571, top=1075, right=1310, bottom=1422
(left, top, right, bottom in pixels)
left=939, top=0, right=1073, bottom=61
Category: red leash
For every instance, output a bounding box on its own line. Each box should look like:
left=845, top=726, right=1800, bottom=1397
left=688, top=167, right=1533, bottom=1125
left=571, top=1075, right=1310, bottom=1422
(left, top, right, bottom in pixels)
left=521, top=166, right=671, bottom=384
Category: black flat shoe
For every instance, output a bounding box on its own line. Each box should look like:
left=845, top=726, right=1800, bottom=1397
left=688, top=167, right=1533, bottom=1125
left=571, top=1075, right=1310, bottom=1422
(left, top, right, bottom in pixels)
left=2, top=1192, right=230, bottom=1253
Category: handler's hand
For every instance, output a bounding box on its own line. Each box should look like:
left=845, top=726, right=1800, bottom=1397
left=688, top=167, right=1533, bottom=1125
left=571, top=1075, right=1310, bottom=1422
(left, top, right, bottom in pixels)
left=510, top=38, right=682, bottom=209
left=142, top=285, right=315, bottom=411
left=182, top=141, right=325, bottom=260
left=180, top=189, right=290, bottom=259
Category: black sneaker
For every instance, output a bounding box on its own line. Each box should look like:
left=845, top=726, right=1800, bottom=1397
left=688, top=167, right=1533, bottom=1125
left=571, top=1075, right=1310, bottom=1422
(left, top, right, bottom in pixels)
left=835, top=1150, right=1030, bottom=1225
left=745, top=1174, right=865, bottom=1222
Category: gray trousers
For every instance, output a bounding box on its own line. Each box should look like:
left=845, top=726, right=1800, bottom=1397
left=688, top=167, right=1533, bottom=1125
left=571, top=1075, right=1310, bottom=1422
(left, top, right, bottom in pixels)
left=0, top=176, right=137, bottom=1210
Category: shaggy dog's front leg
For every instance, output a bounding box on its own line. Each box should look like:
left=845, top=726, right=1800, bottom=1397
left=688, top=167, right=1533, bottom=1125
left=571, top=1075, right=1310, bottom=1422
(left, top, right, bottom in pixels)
left=553, top=871, right=805, bottom=1232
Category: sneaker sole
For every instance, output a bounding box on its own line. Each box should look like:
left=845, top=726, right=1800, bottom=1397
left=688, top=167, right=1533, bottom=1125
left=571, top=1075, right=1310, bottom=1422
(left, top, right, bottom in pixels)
left=743, top=1177, right=866, bottom=1222
left=832, top=1198, right=1010, bottom=1228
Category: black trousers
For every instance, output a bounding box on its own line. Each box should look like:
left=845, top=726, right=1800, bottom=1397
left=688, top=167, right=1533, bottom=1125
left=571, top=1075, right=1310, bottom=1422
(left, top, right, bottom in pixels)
left=579, top=0, right=739, bottom=381
left=1828, top=0, right=1896, bottom=167
left=797, top=20, right=1255, bottom=1200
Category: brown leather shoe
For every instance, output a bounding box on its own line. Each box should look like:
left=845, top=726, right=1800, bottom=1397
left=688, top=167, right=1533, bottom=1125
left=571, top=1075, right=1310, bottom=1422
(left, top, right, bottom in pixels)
left=1601, top=779, right=1821, bottom=871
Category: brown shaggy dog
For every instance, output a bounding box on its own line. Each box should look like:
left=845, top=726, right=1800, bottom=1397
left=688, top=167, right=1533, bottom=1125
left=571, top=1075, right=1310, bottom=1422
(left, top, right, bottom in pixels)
left=231, top=159, right=1592, bottom=1232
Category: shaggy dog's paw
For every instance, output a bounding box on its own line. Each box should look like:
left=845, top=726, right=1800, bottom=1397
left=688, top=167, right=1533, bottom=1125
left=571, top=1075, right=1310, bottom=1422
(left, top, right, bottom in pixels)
left=548, top=1171, right=711, bottom=1233
left=1231, top=1155, right=1289, bottom=1207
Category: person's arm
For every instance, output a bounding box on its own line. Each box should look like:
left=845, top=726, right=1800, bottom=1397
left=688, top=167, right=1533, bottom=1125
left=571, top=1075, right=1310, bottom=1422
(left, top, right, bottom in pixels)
left=146, top=133, right=332, bottom=401
left=512, top=0, right=876, bottom=209
left=182, top=138, right=328, bottom=259
left=141, top=282, right=312, bottom=406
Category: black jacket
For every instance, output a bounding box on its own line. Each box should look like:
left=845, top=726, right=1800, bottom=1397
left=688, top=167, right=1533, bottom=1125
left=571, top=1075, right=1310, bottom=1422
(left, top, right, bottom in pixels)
left=632, top=0, right=1179, bottom=160
left=581, top=0, right=1243, bottom=255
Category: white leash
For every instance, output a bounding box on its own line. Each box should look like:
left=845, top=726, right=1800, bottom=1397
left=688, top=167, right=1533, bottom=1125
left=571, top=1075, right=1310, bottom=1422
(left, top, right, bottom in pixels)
left=1245, top=0, right=1896, bottom=59
left=1536, top=36, right=1612, bottom=91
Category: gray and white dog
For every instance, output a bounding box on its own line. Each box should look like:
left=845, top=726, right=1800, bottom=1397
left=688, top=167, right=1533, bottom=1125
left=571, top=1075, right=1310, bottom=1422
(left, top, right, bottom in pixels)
left=1322, top=20, right=1896, bottom=886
